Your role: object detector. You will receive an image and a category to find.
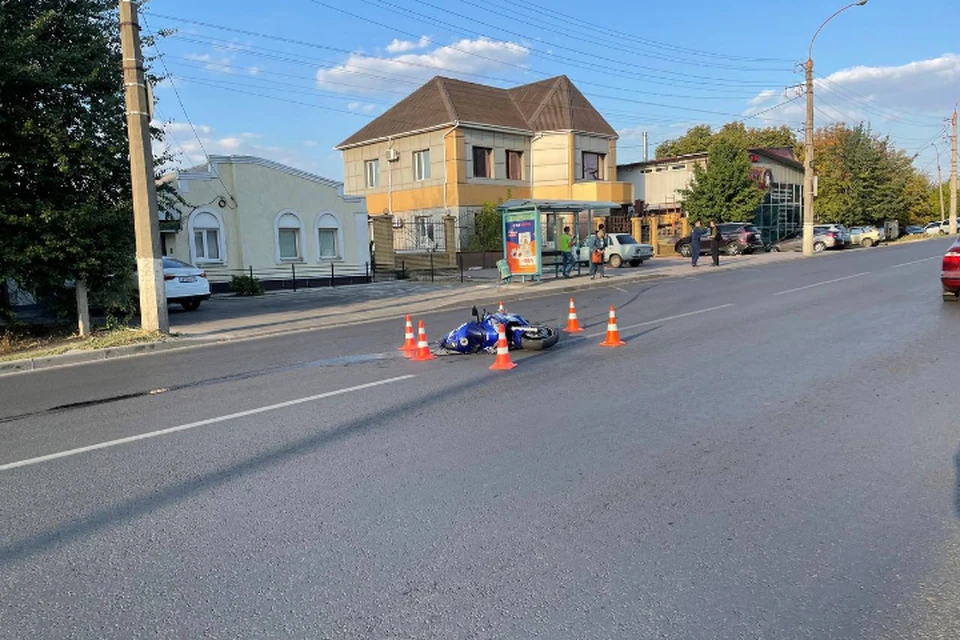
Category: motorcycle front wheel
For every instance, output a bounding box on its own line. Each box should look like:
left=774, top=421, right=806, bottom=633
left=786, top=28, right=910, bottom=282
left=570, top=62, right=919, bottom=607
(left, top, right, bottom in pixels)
left=519, top=325, right=560, bottom=350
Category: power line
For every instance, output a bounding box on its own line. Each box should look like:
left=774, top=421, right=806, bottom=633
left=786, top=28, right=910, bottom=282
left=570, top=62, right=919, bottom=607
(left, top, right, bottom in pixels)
left=459, top=0, right=791, bottom=71
left=141, top=13, right=235, bottom=199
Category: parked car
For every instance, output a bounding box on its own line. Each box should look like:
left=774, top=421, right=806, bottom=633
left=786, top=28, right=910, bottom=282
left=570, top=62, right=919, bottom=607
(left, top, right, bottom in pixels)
left=134, top=257, right=211, bottom=311
left=769, top=227, right=829, bottom=253
left=849, top=225, right=884, bottom=247
left=576, top=233, right=653, bottom=268
left=942, top=238, right=960, bottom=302
left=924, top=221, right=946, bottom=236
left=904, top=224, right=925, bottom=236
left=675, top=222, right=765, bottom=257
left=821, top=223, right=852, bottom=245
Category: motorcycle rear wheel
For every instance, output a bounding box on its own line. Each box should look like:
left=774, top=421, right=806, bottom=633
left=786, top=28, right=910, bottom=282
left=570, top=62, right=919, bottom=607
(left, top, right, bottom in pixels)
left=520, top=326, right=560, bottom=350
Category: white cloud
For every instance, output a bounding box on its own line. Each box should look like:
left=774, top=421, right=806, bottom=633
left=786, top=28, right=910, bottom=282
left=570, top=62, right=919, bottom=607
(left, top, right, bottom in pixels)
left=316, top=37, right=530, bottom=95
left=185, top=53, right=234, bottom=74
left=385, top=36, right=431, bottom=54
left=247, top=66, right=262, bottom=76
left=347, top=102, right=377, bottom=113
left=303, top=140, right=319, bottom=147
left=745, top=53, right=960, bottom=122
left=156, top=122, right=313, bottom=172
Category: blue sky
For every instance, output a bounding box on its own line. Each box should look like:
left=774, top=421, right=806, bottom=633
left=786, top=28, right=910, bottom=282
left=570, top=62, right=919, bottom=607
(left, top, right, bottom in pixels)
left=147, top=0, right=960, bottom=183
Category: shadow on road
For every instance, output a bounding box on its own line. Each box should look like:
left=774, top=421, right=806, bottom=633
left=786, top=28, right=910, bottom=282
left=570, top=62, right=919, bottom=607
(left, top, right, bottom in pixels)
left=0, top=346, right=568, bottom=565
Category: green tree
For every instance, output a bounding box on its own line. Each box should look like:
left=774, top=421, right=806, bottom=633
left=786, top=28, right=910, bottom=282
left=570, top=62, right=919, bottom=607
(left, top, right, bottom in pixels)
left=678, top=138, right=765, bottom=223
left=655, top=124, right=713, bottom=159
left=0, top=0, right=171, bottom=320
left=813, top=123, right=926, bottom=227
left=656, top=122, right=799, bottom=160
left=468, top=200, right=504, bottom=251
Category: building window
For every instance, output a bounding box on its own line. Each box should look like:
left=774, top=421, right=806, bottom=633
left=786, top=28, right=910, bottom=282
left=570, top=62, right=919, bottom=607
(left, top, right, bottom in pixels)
left=413, top=149, right=430, bottom=181
left=317, top=213, right=342, bottom=260
left=276, top=211, right=303, bottom=261
left=506, top=150, right=523, bottom=180
left=671, top=164, right=686, bottom=170
left=190, top=211, right=223, bottom=263
left=365, top=159, right=379, bottom=188
left=582, top=152, right=605, bottom=180
left=473, top=146, right=492, bottom=178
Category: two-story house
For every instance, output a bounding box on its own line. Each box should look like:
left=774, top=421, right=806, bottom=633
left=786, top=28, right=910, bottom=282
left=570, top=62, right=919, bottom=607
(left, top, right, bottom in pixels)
left=336, top=75, right=634, bottom=249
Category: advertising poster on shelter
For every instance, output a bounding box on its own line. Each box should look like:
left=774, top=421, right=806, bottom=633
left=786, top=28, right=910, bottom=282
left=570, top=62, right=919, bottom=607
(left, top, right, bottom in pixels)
left=505, top=213, right=539, bottom=275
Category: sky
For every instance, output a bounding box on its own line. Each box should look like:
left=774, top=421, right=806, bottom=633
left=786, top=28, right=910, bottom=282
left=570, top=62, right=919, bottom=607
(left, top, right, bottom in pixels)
left=146, top=0, right=960, bottom=184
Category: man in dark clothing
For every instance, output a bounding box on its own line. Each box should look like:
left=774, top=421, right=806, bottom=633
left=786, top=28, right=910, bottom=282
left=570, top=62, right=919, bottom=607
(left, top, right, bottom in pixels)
left=690, top=220, right=702, bottom=267
left=710, top=220, right=722, bottom=266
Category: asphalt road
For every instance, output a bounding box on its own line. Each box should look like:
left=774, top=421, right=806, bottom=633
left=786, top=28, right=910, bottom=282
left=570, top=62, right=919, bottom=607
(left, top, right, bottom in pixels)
left=2, top=239, right=959, bottom=639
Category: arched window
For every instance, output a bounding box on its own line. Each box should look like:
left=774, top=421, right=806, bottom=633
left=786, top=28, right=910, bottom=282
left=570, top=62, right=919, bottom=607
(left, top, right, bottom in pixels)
left=275, top=211, right=303, bottom=261
left=316, top=213, right=343, bottom=260
left=189, top=210, right=224, bottom=263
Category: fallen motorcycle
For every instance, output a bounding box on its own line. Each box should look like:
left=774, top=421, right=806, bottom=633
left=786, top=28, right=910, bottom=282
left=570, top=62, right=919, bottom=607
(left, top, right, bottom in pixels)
left=439, top=306, right=560, bottom=354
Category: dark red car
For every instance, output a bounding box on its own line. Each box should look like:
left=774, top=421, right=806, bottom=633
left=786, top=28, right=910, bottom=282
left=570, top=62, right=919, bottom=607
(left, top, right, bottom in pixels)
left=943, top=239, right=960, bottom=302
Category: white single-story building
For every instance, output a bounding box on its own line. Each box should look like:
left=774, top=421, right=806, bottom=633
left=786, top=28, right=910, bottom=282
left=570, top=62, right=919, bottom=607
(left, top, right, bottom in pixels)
left=161, top=155, right=370, bottom=292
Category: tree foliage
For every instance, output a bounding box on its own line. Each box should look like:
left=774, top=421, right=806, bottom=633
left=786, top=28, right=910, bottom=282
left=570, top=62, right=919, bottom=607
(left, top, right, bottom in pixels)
left=812, top=123, right=933, bottom=227
left=0, top=0, right=170, bottom=318
left=656, top=122, right=798, bottom=159
left=468, top=200, right=504, bottom=251
left=678, top=139, right=765, bottom=224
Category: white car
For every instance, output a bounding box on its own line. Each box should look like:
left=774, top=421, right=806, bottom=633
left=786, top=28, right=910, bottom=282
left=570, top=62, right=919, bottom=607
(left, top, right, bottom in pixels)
left=924, top=221, right=946, bottom=236
left=134, top=257, right=211, bottom=311
left=576, top=233, right=654, bottom=268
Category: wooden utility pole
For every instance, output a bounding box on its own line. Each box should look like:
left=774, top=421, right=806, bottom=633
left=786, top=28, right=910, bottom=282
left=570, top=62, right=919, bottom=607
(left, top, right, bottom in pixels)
left=119, top=0, right=168, bottom=333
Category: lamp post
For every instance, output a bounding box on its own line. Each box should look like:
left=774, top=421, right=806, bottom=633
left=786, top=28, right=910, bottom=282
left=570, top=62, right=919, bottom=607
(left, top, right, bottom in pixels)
left=803, top=0, right=869, bottom=256
left=950, top=101, right=957, bottom=235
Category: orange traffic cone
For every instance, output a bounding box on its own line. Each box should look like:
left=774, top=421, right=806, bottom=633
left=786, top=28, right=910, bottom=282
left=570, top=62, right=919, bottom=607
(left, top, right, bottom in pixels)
left=498, top=301, right=506, bottom=313
left=600, top=306, right=626, bottom=347
left=489, top=323, right=517, bottom=370
left=399, top=314, right=416, bottom=355
left=565, top=297, right=584, bottom=333
left=411, top=320, right=436, bottom=361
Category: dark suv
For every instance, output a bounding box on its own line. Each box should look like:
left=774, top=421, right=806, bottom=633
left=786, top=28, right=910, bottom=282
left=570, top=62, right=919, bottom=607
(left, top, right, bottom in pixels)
left=675, top=223, right=765, bottom=257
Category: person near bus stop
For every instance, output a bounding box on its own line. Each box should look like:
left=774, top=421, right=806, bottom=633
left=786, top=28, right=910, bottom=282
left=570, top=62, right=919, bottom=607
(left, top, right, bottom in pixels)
left=559, top=226, right=574, bottom=278
left=589, top=225, right=608, bottom=279
left=710, top=220, right=722, bottom=267
left=691, top=220, right=703, bottom=267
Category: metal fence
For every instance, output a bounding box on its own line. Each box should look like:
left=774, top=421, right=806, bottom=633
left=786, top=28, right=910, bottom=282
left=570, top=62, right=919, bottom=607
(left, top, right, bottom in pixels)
left=394, top=220, right=446, bottom=252
left=203, top=262, right=373, bottom=294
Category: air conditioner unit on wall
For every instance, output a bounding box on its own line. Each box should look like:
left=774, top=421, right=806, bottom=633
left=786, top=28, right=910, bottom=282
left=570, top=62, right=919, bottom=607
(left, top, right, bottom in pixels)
left=387, top=149, right=400, bottom=162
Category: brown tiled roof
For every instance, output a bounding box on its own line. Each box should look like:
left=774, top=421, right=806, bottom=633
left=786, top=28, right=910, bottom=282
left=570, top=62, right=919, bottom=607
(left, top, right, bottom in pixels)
left=336, top=75, right=617, bottom=148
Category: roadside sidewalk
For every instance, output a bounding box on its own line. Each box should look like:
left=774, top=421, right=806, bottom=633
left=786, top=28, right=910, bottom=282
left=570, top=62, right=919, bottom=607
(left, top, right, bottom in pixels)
left=0, top=250, right=804, bottom=375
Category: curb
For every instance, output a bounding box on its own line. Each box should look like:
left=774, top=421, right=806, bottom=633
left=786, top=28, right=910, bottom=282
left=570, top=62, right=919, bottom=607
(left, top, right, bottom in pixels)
left=0, top=338, right=221, bottom=376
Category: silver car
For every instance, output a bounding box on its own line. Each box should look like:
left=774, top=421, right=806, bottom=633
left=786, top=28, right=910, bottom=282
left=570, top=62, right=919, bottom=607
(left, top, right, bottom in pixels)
left=769, top=227, right=844, bottom=253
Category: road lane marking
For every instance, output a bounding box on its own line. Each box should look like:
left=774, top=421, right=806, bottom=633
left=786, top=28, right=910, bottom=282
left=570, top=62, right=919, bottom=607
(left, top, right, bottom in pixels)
left=890, top=256, right=940, bottom=269
left=773, top=272, right=870, bottom=296
left=585, top=304, right=735, bottom=338
left=0, top=375, right=416, bottom=472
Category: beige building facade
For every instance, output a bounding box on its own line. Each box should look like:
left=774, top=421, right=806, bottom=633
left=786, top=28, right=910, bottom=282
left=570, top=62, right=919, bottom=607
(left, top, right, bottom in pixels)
left=161, top=156, right=370, bottom=291
left=337, top=75, right=633, bottom=248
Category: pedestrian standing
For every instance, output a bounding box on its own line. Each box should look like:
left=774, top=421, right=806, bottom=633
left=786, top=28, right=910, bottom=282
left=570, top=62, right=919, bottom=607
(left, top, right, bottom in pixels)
left=710, top=220, right=721, bottom=267
left=559, top=226, right=574, bottom=278
left=690, top=220, right=703, bottom=267
left=589, top=226, right=608, bottom=279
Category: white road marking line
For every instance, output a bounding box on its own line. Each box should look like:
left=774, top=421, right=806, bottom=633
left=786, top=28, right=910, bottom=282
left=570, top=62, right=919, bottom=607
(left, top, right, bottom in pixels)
left=890, top=256, right=940, bottom=269
left=773, top=272, right=870, bottom=296
left=614, top=287, right=628, bottom=293
left=585, top=304, right=735, bottom=338
left=0, top=375, right=416, bottom=472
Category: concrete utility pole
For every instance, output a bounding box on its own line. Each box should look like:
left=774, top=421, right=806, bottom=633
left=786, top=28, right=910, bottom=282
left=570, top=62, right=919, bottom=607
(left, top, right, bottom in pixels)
left=935, top=145, right=946, bottom=222
left=642, top=131, right=649, bottom=162
left=951, top=105, right=958, bottom=235
left=119, top=0, right=168, bottom=333
left=803, top=0, right=868, bottom=256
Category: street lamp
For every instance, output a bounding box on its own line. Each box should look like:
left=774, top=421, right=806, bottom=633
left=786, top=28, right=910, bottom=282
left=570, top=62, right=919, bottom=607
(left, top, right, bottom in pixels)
left=803, top=0, right=869, bottom=256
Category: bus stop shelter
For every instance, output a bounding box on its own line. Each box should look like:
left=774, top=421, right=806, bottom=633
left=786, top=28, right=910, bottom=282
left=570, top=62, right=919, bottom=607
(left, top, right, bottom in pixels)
left=497, top=199, right=619, bottom=282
